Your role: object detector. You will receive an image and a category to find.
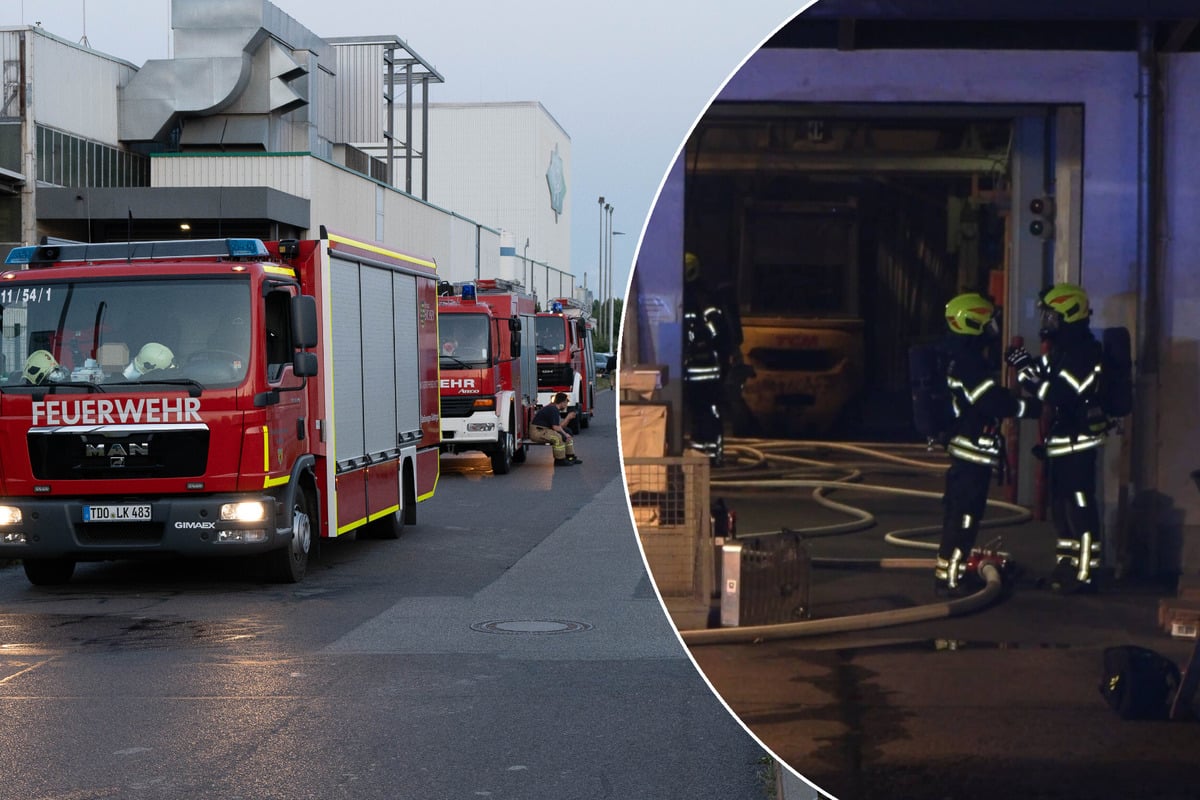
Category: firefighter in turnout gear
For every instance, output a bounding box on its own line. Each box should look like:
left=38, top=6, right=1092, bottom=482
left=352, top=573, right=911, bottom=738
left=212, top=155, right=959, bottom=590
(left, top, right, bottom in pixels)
left=937, top=293, right=1042, bottom=595
left=1005, top=282, right=1104, bottom=593
left=682, top=253, right=732, bottom=465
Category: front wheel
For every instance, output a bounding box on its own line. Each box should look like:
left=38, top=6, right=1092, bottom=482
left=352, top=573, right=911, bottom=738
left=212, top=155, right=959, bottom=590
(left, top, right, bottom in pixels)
left=491, top=428, right=514, bottom=475
left=266, top=489, right=312, bottom=583
left=23, top=557, right=75, bottom=586
left=567, top=404, right=582, bottom=435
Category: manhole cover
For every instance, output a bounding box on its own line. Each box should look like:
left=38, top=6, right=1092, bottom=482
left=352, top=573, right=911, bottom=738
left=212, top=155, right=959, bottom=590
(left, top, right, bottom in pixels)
left=471, top=619, right=593, bottom=635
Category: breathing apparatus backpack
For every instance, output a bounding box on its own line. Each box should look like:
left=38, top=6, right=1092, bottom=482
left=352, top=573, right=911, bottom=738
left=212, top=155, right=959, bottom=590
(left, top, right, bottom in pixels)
left=908, top=341, right=953, bottom=446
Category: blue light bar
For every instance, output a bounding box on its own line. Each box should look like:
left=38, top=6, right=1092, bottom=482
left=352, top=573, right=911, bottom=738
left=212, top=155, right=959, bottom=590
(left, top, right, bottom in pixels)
left=550, top=300, right=563, bottom=313
left=5, top=246, right=36, bottom=265
left=226, top=238, right=269, bottom=258
left=3, top=238, right=270, bottom=267
left=461, top=284, right=477, bottom=302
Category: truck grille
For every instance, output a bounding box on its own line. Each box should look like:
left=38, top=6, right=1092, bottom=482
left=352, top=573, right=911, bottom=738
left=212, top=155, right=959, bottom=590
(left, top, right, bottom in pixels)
left=441, top=396, right=480, bottom=418
left=28, top=429, right=210, bottom=480
left=537, top=363, right=573, bottom=388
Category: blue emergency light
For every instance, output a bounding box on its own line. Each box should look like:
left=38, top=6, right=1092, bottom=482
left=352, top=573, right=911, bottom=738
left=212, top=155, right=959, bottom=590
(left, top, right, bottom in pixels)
left=4, top=238, right=269, bottom=266
left=461, top=284, right=477, bottom=302
left=551, top=300, right=563, bottom=313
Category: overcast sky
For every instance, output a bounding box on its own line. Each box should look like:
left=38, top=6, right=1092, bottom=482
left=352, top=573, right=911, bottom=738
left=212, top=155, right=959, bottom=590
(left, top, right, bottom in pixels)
left=3, top=0, right=813, bottom=298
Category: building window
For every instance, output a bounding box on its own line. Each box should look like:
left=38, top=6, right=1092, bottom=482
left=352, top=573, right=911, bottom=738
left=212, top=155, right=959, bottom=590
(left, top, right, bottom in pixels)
left=34, top=125, right=149, bottom=189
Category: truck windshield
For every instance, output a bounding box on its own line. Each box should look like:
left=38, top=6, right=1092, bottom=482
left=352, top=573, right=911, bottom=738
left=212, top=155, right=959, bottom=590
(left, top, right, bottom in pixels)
left=0, top=277, right=252, bottom=390
left=439, top=314, right=489, bottom=368
left=535, top=316, right=566, bottom=354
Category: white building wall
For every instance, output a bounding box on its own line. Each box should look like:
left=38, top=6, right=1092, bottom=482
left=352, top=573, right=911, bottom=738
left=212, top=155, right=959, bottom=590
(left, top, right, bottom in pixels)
left=306, top=159, right=500, bottom=286
left=21, top=29, right=137, bottom=145
left=423, top=102, right=571, bottom=283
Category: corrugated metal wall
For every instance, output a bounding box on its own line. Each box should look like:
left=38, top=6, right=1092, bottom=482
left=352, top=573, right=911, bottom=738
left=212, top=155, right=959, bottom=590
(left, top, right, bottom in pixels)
left=153, top=154, right=314, bottom=196
left=333, top=43, right=384, bottom=146
left=27, top=31, right=135, bottom=144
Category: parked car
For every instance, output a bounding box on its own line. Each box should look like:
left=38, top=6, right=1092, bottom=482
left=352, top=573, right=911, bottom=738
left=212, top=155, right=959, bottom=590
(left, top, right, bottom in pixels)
left=595, top=352, right=614, bottom=375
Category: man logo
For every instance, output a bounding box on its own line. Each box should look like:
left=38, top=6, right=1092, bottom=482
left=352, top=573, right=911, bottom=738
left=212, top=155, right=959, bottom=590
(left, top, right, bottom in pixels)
left=85, top=441, right=149, bottom=469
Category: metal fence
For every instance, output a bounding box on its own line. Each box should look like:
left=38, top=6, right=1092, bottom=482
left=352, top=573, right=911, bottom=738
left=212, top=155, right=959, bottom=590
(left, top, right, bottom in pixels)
left=624, top=453, right=711, bottom=600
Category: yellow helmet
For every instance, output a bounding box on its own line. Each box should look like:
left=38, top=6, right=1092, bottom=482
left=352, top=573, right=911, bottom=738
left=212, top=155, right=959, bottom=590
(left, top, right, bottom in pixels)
left=944, top=292, right=997, bottom=336
left=1039, top=283, right=1090, bottom=323
left=124, top=342, right=175, bottom=379
left=22, top=349, right=62, bottom=385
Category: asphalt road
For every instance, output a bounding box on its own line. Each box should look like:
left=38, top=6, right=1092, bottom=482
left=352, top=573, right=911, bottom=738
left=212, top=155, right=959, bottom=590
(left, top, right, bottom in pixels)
left=0, top=390, right=777, bottom=800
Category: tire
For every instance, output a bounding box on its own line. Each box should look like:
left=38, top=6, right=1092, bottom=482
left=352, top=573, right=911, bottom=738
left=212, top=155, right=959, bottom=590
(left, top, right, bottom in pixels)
left=491, top=427, right=514, bottom=475
left=266, top=489, right=312, bottom=583
left=23, top=557, right=75, bottom=586
left=580, top=390, right=592, bottom=429
left=567, top=404, right=581, bottom=435
left=365, top=508, right=404, bottom=540
left=512, top=441, right=527, bottom=463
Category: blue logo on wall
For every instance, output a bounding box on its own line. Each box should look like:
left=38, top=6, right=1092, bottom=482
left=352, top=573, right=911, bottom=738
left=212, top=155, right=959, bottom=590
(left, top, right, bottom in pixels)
left=546, top=145, right=566, bottom=220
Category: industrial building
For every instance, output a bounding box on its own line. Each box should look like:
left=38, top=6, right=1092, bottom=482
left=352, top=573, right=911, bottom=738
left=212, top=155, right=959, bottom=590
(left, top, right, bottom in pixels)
left=627, top=4, right=1200, bottom=582
left=0, top=0, right=575, bottom=297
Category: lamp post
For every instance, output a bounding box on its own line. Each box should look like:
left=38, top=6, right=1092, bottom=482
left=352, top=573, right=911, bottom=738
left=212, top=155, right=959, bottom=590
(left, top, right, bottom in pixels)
left=523, top=238, right=530, bottom=291
left=598, top=196, right=606, bottom=334
left=611, top=228, right=625, bottom=350
left=604, top=203, right=614, bottom=348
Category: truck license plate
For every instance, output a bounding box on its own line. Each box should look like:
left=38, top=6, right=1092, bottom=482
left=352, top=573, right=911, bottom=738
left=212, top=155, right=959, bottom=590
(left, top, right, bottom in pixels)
left=83, top=504, right=152, bottom=523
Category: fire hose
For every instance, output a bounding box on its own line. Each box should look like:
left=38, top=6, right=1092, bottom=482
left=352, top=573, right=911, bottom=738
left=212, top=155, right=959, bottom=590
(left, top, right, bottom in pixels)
left=678, top=438, right=1029, bottom=646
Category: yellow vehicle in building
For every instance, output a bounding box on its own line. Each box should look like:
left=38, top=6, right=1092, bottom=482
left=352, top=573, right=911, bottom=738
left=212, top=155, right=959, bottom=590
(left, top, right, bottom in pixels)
left=736, top=201, right=864, bottom=437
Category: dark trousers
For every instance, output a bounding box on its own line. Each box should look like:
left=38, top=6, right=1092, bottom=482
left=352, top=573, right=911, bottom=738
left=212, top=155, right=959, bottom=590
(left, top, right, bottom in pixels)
left=939, top=457, right=993, bottom=561
left=1048, top=448, right=1100, bottom=572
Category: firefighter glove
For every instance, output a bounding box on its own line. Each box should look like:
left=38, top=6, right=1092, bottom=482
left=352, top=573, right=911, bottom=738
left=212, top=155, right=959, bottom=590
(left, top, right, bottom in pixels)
left=1004, top=346, right=1034, bottom=371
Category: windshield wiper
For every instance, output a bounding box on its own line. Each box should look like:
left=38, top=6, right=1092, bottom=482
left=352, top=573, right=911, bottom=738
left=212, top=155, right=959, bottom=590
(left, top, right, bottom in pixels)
left=440, top=354, right=472, bottom=369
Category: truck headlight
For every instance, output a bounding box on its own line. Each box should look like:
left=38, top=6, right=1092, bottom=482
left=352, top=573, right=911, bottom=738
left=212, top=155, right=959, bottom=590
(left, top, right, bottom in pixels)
left=221, top=501, right=266, bottom=522
left=0, top=506, right=22, bottom=525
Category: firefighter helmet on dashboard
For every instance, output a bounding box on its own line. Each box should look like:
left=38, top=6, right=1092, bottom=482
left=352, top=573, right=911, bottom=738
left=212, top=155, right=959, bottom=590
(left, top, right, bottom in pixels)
left=945, top=292, right=999, bottom=337
left=123, top=342, right=176, bottom=379
left=22, top=350, right=66, bottom=385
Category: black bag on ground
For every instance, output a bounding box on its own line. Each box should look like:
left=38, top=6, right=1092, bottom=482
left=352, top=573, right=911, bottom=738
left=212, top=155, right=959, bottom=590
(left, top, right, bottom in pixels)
left=1099, top=645, right=1180, bottom=720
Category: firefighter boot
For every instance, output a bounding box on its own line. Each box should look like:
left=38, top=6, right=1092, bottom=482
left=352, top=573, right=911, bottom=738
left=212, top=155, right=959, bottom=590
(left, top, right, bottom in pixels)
left=566, top=455, right=583, bottom=465
left=554, top=458, right=575, bottom=468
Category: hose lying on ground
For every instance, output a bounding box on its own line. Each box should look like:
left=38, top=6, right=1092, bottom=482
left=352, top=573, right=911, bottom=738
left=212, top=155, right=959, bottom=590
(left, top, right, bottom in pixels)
left=677, top=437, right=1025, bottom=644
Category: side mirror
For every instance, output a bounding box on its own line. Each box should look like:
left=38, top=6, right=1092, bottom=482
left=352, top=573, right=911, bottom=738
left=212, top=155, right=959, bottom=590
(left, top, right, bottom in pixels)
left=509, top=317, right=522, bottom=332
left=511, top=332, right=521, bottom=357
left=293, top=351, right=318, bottom=377
left=291, top=295, right=318, bottom=349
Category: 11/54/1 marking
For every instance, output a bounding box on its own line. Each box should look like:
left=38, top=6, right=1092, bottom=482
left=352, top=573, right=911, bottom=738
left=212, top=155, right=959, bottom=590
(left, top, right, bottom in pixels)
left=83, top=504, right=152, bottom=523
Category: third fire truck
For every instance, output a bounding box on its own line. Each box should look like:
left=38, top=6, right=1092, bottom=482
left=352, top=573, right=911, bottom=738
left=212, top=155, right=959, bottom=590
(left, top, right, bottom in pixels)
left=534, top=297, right=596, bottom=434
left=437, top=278, right=538, bottom=474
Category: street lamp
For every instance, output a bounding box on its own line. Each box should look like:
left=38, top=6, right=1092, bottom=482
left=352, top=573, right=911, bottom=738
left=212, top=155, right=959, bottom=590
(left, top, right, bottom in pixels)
left=604, top=203, right=614, bottom=347
left=611, top=229, right=626, bottom=350
left=524, top=237, right=530, bottom=290
left=598, top=196, right=606, bottom=332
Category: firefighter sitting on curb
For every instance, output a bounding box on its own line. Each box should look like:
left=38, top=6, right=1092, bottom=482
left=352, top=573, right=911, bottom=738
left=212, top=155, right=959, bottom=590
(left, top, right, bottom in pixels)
left=937, top=292, right=1041, bottom=596
left=530, top=392, right=583, bottom=468
left=1005, top=282, right=1105, bottom=594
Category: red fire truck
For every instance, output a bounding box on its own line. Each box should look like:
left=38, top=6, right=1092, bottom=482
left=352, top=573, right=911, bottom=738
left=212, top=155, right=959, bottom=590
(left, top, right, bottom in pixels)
left=0, top=229, right=440, bottom=585
left=534, top=297, right=597, bottom=435
left=437, top=278, right=537, bottom=474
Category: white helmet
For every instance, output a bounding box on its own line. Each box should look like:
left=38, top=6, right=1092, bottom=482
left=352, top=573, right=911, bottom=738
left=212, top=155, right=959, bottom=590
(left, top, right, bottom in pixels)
left=124, top=342, right=175, bottom=379
left=23, top=349, right=67, bottom=385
